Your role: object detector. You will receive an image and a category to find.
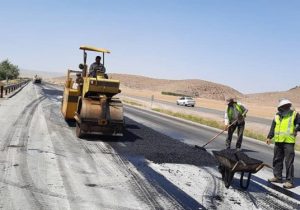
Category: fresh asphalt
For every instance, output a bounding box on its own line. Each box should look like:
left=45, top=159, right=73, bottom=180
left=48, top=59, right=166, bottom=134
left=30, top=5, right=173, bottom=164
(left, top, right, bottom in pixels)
left=124, top=105, right=300, bottom=184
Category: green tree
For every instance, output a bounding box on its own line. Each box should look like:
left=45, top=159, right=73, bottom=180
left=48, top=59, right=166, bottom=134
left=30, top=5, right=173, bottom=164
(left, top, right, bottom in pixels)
left=0, top=59, right=20, bottom=80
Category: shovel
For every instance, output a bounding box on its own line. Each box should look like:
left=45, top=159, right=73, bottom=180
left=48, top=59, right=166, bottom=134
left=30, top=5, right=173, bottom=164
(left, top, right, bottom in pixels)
left=195, top=119, right=239, bottom=151
left=195, top=109, right=248, bottom=151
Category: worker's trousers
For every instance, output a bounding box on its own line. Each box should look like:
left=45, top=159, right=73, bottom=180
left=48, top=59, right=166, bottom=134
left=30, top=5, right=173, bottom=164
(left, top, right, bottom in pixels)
left=273, top=142, right=295, bottom=183
left=226, top=122, right=245, bottom=149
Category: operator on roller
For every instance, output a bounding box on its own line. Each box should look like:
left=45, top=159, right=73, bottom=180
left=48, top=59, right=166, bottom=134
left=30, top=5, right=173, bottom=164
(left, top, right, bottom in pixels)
left=89, top=56, right=106, bottom=78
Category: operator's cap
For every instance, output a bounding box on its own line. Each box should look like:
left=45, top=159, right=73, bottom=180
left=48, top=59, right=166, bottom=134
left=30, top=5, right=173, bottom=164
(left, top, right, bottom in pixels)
left=226, top=97, right=236, bottom=104
left=278, top=98, right=292, bottom=108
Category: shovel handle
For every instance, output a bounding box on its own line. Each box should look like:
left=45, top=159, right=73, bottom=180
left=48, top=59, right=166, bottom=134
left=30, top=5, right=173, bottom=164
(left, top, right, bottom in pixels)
left=197, top=111, right=246, bottom=149
left=201, top=129, right=226, bottom=148
left=201, top=119, right=239, bottom=148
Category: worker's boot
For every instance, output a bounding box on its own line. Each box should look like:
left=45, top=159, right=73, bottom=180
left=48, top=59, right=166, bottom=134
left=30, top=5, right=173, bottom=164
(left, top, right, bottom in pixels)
left=283, top=182, right=294, bottom=189
left=268, top=177, right=282, bottom=183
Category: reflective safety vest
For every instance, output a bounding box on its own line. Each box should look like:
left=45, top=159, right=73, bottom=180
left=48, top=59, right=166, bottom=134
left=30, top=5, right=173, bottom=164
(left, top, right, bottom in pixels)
left=227, top=103, right=244, bottom=122
left=274, top=111, right=297, bottom=143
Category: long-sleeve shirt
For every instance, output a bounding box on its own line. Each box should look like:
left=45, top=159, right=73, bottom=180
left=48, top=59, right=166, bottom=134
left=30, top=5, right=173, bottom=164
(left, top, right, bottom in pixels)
left=267, top=110, right=300, bottom=139
left=224, top=102, right=248, bottom=125
left=89, top=62, right=106, bottom=76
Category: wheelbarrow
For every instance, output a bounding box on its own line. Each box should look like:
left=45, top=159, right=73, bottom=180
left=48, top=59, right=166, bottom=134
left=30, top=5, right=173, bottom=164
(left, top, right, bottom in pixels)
left=213, top=149, right=270, bottom=189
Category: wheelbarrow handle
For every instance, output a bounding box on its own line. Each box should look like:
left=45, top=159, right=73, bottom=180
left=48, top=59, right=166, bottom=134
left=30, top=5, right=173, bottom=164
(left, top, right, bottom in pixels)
left=255, top=163, right=273, bottom=172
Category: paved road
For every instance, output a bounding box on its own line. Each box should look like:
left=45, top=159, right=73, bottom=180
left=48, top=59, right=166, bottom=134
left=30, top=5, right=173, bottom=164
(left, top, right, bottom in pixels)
left=0, top=82, right=299, bottom=210
left=121, top=94, right=273, bottom=126
left=124, top=105, right=300, bottom=205
left=0, top=83, right=186, bottom=209
left=124, top=106, right=300, bottom=177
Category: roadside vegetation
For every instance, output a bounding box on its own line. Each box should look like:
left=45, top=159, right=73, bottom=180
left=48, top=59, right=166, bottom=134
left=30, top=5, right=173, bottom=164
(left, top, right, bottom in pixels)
left=161, top=91, right=191, bottom=97
left=152, top=108, right=266, bottom=141
left=0, top=59, right=20, bottom=80
left=152, top=108, right=223, bottom=129
left=123, top=99, right=144, bottom=107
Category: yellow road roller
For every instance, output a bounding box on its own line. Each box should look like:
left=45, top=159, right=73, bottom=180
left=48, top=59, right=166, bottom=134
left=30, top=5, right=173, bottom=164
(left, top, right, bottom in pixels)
left=61, top=46, right=124, bottom=138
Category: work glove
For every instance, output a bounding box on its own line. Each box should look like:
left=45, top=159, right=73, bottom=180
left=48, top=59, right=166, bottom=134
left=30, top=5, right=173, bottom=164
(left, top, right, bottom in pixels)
left=266, top=138, right=272, bottom=145
left=241, top=110, right=248, bottom=118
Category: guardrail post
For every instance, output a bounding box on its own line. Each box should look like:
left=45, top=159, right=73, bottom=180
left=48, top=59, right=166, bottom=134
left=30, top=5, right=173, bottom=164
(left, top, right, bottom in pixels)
left=0, top=80, right=30, bottom=98
left=0, top=86, right=3, bottom=98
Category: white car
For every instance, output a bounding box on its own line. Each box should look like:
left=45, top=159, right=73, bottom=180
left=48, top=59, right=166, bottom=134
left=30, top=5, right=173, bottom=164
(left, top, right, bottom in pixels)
left=176, top=96, right=195, bottom=107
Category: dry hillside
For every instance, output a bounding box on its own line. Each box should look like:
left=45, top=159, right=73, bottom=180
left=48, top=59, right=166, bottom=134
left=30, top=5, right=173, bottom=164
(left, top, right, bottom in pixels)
left=20, top=69, right=63, bottom=79
left=245, top=86, right=300, bottom=107
left=47, top=73, right=299, bottom=110
left=109, top=73, right=244, bottom=101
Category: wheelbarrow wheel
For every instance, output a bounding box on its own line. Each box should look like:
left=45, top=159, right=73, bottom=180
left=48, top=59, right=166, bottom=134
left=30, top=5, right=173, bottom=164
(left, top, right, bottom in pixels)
left=218, top=165, right=225, bottom=180
left=224, top=168, right=234, bottom=188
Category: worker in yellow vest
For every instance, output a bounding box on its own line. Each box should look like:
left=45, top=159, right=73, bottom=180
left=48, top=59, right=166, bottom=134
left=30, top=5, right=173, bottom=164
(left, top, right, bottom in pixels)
left=266, top=99, right=300, bottom=189
left=224, top=98, right=248, bottom=150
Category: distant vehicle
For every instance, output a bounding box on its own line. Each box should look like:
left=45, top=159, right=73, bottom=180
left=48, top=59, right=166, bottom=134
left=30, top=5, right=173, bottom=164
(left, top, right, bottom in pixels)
left=33, top=75, right=42, bottom=83
left=176, top=96, right=195, bottom=107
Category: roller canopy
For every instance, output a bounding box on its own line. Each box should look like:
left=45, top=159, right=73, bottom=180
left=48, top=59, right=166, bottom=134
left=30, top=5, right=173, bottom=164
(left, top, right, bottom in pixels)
left=80, top=46, right=111, bottom=53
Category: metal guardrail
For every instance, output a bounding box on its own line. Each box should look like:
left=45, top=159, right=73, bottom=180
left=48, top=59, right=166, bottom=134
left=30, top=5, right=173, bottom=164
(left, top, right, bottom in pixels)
left=0, top=80, right=30, bottom=98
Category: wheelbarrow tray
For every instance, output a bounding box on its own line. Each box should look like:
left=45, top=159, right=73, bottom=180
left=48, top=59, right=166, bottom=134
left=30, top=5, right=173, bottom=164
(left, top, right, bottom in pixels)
left=213, top=149, right=263, bottom=173
left=212, top=149, right=265, bottom=189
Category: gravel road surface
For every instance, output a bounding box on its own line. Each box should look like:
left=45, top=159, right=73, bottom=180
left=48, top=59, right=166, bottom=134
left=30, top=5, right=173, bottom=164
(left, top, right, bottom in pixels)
left=0, top=82, right=299, bottom=210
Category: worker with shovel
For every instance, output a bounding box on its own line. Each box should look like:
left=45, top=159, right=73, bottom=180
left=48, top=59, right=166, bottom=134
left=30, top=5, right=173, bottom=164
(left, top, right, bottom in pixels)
left=224, top=98, right=248, bottom=151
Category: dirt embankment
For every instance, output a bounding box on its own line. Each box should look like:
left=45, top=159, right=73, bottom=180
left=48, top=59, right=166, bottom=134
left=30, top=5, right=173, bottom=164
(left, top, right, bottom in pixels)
left=110, top=73, right=244, bottom=101
left=245, top=86, right=300, bottom=108
left=109, top=74, right=299, bottom=118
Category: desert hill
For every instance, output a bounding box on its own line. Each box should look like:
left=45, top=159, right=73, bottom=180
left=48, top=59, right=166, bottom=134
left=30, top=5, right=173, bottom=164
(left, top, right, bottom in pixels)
left=245, top=86, right=300, bottom=107
left=49, top=73, right=244, bottom=100
left=46, top=72, right=298, bottom=106
left=109, top=73, right=244, bottom=101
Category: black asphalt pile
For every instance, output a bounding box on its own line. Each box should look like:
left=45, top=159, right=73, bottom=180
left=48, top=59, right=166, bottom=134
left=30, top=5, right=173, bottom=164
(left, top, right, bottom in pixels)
left=108, top=117, right=217, bottom=167
left=213, top=149, right=262, bottom=165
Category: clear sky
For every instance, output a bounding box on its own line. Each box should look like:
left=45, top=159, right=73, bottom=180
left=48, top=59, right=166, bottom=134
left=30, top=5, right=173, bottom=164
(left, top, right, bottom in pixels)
left=0, top=0, right=299, bottom=93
